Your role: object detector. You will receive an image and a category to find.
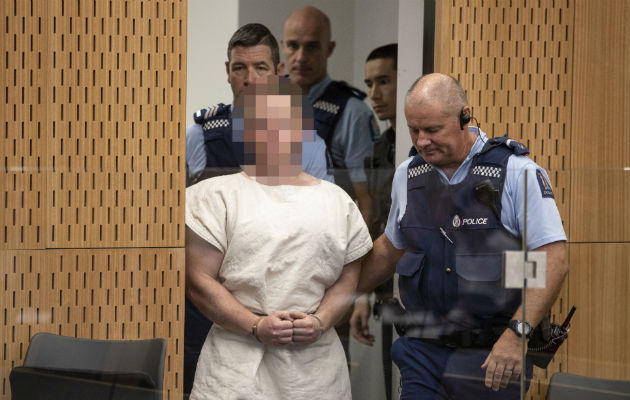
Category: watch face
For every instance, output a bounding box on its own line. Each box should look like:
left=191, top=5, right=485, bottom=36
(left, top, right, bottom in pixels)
left=518, top=321, right=531, bottom=335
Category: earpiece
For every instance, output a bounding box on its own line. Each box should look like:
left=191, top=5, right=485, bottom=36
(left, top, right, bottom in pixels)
left=459, top=108, right=472, bottom=130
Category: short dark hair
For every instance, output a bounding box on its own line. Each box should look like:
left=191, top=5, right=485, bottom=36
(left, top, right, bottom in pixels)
left=227, top=23, right=280, bottom=70
left=366, top=43, right=398, bottom=69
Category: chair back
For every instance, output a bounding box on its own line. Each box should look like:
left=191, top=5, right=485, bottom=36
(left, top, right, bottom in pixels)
left=546, top=372, right=630, bottom=400
left=22, top=332, right=166, bottom=389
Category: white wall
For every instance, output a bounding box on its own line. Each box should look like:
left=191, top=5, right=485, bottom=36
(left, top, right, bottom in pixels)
left=396, top=0, right=425, bottom=166
left=186, top=0, right=238, bottom=126
left=352, top=0, right=399, bottom=98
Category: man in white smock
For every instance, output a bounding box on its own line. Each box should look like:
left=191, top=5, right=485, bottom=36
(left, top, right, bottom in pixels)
left=185, top=75, right=372, bottom=399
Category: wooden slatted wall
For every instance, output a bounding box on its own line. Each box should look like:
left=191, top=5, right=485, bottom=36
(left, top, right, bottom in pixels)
left=435, top=0, right=630, bottom=398
left=0, top=1, right=187, bottom=399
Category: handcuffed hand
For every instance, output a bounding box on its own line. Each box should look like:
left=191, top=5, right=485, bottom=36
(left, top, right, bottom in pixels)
left=255, top=311, right=294, bottom=346
left=289, top=311, right=323, bottom=345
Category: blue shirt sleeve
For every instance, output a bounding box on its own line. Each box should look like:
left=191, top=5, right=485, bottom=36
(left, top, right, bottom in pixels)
left=384, top=158, right=413, bottom=249
left=302, top=133, right=333, bottom=181
left=186, top=123, right=206, bottom=178
left=501, top=156, right=567, bottom=250
left=330, top=97, right=378, bottom=183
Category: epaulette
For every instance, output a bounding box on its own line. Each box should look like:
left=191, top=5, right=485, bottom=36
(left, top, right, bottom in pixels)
left=333, top=80, right=367, bottom=100
left=485, top=135, right=529, bottom=156
left=193, top=103, right=231, bottom=124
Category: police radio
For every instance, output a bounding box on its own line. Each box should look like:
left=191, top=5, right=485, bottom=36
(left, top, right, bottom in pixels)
left=473, top=179, right=500, bottom=220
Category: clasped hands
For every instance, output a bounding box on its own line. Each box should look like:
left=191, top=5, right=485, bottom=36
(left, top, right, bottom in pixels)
left=254, top=311, right=323, bottom=346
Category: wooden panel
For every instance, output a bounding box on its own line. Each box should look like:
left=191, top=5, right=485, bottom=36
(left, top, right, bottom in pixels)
left=0, top=1, right=188, bottom=399
left=569, top=0, right=630, bottom=243
left=0, top=0, right=47, bottom=249
left=567, top=243, right=630, bottom=379
left=0, top=248, right=185, bottom=399
left=43, top=0, right=186, bottom=248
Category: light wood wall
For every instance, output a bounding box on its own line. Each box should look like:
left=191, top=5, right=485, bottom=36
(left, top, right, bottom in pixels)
left=435, top=0, right=629, bottom=398
left=0, top=1, right=187, bottom=399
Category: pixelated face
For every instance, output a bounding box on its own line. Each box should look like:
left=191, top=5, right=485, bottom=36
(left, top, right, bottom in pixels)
left=282, top=17, right=334, bottom=92
left=226, top=45, right=284, bottom=98
left=405, top=100, right=469, bottom=171
left=364, top=58, right=397, bottom=122
left=233, top=78, right=314, bottom=178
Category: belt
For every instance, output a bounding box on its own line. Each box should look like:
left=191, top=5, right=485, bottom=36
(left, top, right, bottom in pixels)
left=400, top=325, right=507, bottom=348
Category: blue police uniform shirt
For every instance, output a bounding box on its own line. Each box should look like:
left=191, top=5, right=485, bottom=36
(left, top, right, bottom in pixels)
left=307, top=76, right=379, bottom=183
left=385, top=127, right=567, bottom=250
left=185, top=104, right=331, bottom=181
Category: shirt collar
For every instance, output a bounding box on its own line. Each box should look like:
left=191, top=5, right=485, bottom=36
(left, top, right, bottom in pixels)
left=434, top=126, right=487, bottom=184
left=306, top=75, right=332, bottom=104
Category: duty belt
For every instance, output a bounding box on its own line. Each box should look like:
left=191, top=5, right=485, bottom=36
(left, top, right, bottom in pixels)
left=398, top=325, right=507, bottom=348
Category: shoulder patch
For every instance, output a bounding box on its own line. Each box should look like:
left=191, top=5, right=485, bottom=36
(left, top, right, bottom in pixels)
left=334, top=80, right=367, bottom=100
left=193, top=103, right=230, bottom=124
left=536, top=169, right=554, bottom=199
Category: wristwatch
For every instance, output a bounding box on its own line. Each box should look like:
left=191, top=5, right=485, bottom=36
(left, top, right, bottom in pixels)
left=508, top=320, right=532, bottom=338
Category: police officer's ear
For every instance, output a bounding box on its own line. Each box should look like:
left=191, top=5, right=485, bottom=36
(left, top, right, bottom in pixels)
left=225, top=61, right=231, bottom=82
left=276, top=62, right=286, bottom=76
left=326, top=40, right=336, bottom=57
left=459, top=106, right=472, bottom=130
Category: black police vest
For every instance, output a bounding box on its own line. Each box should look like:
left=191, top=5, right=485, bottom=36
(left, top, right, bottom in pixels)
left=313, top=81, right=366, bottom=198
left=397, top=136, right=530, bottom=328
left=190, top=103, right=242, bottom=184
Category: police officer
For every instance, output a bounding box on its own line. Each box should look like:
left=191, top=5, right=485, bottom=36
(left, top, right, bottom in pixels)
left=185, top=23, right=329, bottom=185
left=183, top=23, right=330, bottom=395
left=356, top=73, right=569, bottom=399
left=282, top=6, right=379, bottom=363
left=282, top=6, right=378, bottom=221
left=351, top=43, right=399, bottom=400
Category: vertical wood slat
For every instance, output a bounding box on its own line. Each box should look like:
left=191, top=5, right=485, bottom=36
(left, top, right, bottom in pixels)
left=567, top=244, right=630, bottom=380
left=569, top=0, right=630, bottom=243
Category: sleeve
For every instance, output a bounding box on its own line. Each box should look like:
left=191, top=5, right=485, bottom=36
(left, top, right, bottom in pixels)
left=384, top=159, right=412, bottom=249
left=331, top=97, right=378, bottom=183
left=185, top=181, right=228, bottom=253
left=302, top=133, right=330, bottom=181
left=502, top=157, right=567, bottom=250
left=185, top=123, right=207, bottom=178
left=343, top=197, right=374, bottom=265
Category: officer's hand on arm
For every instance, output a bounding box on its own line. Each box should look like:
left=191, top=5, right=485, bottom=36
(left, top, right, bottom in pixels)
left=481, top=330, right=523, bottom=390
left=254, top=311, right=295, bottom=346
left=350, top=294, right=375, bottom=345
left=357, top=234, right=404, bottom=293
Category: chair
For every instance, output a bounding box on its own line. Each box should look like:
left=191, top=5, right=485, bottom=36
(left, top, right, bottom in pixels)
left=546, top=372, right=630, bottom=399
left=10, top=332, right=166, bottom=400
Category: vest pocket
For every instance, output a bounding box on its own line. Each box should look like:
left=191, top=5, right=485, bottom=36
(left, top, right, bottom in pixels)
left=454, top=253, right=507, bottom=316
left=396, top=251, right=425, bottom=311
